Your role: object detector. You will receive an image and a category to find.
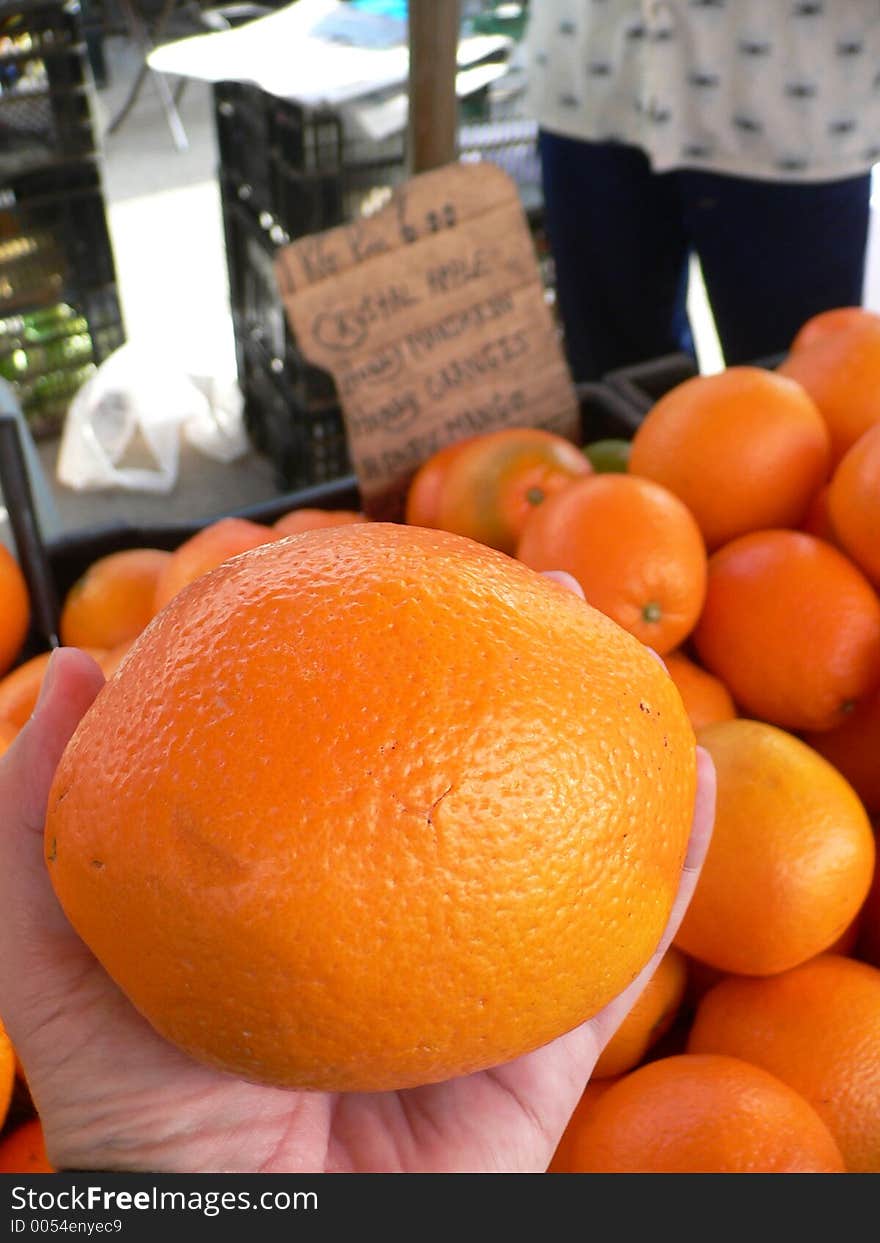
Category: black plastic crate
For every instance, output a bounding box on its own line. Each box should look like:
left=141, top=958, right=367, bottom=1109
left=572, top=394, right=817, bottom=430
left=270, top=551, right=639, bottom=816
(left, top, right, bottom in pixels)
left=214, top=83, right=365, bottom=217
left=0, top=376, right=360, bottom=658
left=0, top=283, right=125, bottom=438
left=42, top=473, right=362, bottom=607
left=221, top=184, right=288, bottom=357
left=239, top=334, right=352, bottom=491
left=0, top=0, right=96, bottom=178
left=221, top=188, right=338, bottom=407
left=0, top=159, right=118, bottom=315
left=267, top=94, right=349, bottom=174
left=270, top=155, right=346, bottom=240
left=0, top=80, right=95, bottom=179
left=577, top=380, right=647, bottom=442
left=213, top=80, right=278, bottom=212
left=214, top=79, right=408, bottom=229
left=0, top=1, right=85, bottom=64
left=240, top=326, right=646, bottom=493
left=603, top=350, right=788, bottom=416
left=37, top=376, right=642, bottom=606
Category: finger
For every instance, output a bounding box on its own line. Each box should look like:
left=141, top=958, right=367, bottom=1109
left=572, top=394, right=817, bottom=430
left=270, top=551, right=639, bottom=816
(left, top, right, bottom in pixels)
left=6, top=647, right=104, bottom=836
left=645, top=646, right=668, bottom=673
left=539, top=570, right=585, bottom=599
left=0, top=648, right=105, bottom=1015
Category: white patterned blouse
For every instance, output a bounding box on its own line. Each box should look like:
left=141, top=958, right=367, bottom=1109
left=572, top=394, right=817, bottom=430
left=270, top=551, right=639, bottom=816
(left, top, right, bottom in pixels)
left=524, top=0, right=880, bottom=181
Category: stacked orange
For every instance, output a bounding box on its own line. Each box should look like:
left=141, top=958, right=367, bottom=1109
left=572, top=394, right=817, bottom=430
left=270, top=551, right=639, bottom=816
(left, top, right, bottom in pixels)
left=0, top=506, right=333, bottom=750
left=400, top=305, right=880, bottom=1173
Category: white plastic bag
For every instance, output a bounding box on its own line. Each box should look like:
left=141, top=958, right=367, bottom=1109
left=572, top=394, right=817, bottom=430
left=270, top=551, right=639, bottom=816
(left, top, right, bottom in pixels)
left=56, top=343, right=247, bottom=494
left=183, top=373, right=250, bottom=464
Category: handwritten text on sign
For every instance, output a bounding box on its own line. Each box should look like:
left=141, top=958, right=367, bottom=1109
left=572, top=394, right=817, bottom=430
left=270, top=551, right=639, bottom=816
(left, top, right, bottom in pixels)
left=276, top=162, right=580, bottom=519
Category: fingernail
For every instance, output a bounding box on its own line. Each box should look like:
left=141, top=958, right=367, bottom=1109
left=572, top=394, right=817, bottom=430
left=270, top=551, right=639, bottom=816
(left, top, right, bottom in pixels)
left=646, top=646, right=668, bottom=673
left=34, top=648, right=61, bottom=714
left=540, top=570, right=586, bottom=599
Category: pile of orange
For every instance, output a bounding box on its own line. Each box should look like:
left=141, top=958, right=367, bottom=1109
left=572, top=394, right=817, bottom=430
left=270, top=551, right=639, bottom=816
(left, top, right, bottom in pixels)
left=0, top=504, right=366, bottom=754
left=394, top=304, right=880, bottom=1174
left=2, top=305, right=880, bottom=1173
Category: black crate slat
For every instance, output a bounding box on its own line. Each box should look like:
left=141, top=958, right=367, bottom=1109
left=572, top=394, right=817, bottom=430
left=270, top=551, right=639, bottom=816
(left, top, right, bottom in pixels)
left=0, top=0, right=99, bottom=176
left=1, top=152, right=125, bottom=438
left=0, top=161, right=118, bottom=313
left=213, top=80, right=559, bottom=491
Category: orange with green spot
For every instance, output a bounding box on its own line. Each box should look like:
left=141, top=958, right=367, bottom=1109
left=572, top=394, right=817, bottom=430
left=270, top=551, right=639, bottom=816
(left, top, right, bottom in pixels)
left=428, top=426, right=592, bottom=555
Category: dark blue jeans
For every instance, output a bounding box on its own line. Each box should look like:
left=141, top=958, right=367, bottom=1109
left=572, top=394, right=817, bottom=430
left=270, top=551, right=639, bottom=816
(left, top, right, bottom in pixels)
left=538, top=130, right=873, bottom=381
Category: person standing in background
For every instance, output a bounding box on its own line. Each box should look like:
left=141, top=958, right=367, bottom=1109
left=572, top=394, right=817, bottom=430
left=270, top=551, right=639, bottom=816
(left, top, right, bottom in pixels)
left=525, top=1, right=880, bottom=380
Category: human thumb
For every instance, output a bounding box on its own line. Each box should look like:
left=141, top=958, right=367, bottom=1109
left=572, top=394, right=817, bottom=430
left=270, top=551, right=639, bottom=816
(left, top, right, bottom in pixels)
left=0, top=647, right=105, bottom=1040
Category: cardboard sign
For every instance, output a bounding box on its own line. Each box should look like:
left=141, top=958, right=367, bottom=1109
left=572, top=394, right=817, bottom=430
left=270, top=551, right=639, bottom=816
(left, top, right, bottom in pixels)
left=275, top=162, right=580, bottom=519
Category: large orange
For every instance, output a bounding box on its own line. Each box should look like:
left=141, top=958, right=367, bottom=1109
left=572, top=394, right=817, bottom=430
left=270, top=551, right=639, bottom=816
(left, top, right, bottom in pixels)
left=60, top=548, right=171, bottom=650
left=44, top=525, right=697, bottom=1093
left=0, top=1019, right=13, bottom=1131
left=429, top=427, right=592, bottom=555
left=0, top=1118, right=53, bottom=1173
left=674, top=719, right=874, bottom=976
left=516, top=474, right=707, bottom=655
left=0, top=544, right=30, bottom=678
left=663, top=650, right=737, bottom=730
left=626, top=367, right=830, bottom=551
left=152, top=516, right=277, bottom=614
left=564, top=1053, right=845, bottom=1173
left=692, top=529, right=880, bottom=732
left=778, top=314, right=880, bottom=466
left=592, top=946, right=688, bottom=1079
left=827, top=421, right=880, bottom=587
left=688, top=954, right=880, bottom=1173
left=803, top=684, right=880, bottom=816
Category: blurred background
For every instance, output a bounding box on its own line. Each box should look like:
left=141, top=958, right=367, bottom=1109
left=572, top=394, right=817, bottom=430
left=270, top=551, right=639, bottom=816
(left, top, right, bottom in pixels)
left=3, top=0, right=880, bottom=538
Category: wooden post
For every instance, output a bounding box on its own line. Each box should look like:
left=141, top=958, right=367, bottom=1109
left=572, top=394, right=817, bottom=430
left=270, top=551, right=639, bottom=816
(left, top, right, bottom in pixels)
left=407, top=0, right=461, bottom=175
